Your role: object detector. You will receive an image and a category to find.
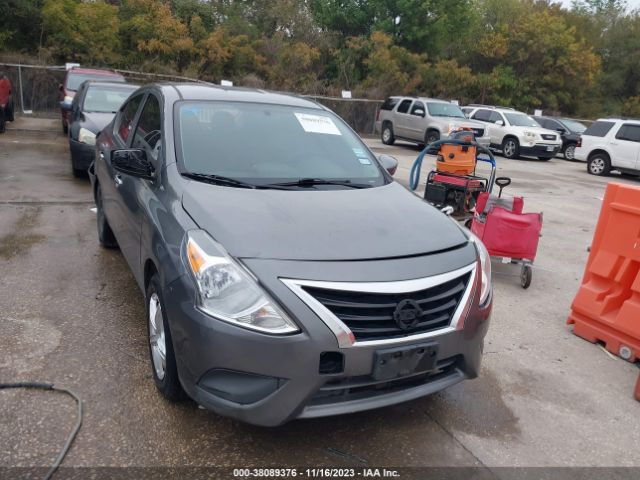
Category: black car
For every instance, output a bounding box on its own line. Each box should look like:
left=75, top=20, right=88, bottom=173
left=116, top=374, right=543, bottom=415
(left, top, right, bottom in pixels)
left=532, top=116, right=587, bottom=160
left=62, top=81, right=138, bottom=177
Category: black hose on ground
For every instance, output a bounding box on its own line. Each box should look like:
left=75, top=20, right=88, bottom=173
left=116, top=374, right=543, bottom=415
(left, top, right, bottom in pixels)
left=0, top=382, right=83, bottom=480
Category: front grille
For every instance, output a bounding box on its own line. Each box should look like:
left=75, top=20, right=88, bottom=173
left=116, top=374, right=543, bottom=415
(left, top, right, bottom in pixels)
left=308, top=356, right=462, bottom=406
left=472, top=128, right=484, bottom=137
left=541, top=134, right=556, bottom=140
left=302, top=272, right=471, bottom=342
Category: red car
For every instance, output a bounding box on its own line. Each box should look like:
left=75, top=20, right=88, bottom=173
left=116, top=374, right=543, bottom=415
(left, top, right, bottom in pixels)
left=59, top=67, right=125, bottom=134
left=0, top=72, right=14, bottom=133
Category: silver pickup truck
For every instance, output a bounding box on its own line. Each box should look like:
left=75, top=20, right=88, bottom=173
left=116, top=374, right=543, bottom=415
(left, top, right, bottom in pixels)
left=376, top=96, right=491, bottom=148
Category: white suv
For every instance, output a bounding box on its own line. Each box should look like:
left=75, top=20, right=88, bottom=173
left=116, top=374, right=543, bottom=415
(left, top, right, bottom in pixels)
left=464, top=106, right=562, bottom=160
left=574, top=119, right=640, bottom=176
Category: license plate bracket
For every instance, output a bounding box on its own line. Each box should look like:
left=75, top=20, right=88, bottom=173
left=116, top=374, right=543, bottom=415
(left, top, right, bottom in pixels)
left=372, top=343, right=439, bottom=381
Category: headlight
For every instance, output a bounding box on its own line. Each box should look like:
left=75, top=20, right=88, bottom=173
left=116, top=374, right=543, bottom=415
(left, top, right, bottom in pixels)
left=467, top=230, right=492, bottom=305
left=78, top=128, right=96, bottom=146
left=523, top=130, right=536, bottom=139
left=64, top=95, right=73, bottom=103
left=446, top=123, right=458, bottom=135
left=184, top=230, right=299, bottom=334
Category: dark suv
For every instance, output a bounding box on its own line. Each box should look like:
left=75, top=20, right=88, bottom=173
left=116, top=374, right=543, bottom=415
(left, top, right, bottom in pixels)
left=532, top=116, right=587, bottom=160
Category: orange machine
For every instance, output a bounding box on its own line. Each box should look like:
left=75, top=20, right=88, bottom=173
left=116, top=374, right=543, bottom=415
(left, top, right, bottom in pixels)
left=436, top=143, right=477, bottom=176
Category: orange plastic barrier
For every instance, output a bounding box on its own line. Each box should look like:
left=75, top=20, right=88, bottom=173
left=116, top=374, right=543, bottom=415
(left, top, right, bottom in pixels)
left=567, top=182, right=640, bottom=362
left=436, top=144, right=477, bottom=176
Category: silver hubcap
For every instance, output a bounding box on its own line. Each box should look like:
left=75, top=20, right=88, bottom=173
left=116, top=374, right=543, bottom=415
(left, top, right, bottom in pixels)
left=565, top=145, right=575, bottom=160
left=590, top=157, right=605, bottom=174
left=382, top=128, right=391, bottom=142
left=504, top=141, right=516, bottom=157
left=149, top=293, right=166, bottom=380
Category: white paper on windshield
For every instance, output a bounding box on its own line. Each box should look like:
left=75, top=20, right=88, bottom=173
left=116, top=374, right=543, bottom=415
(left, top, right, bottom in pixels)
left=294, top=113, right=341, bottom=135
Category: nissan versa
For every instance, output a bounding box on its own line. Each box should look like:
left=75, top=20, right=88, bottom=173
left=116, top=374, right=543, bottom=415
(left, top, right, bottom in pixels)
left=89, top=84, right=492, bottom=426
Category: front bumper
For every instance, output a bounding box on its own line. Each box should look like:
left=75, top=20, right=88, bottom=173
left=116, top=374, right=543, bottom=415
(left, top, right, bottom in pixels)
left=519, top=143, right=562, bottom=157
left=69, top=138, right=95, bottom=171
left=163, top=249, right=491, bottom=426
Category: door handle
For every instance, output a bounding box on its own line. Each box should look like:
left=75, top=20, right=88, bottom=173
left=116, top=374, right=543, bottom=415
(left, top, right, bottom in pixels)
left=114, top=173, right=123, bottom=187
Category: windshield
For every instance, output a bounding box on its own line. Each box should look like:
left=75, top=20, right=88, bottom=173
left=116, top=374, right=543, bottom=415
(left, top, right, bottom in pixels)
left=66, top=73, right=125, bottom=91
left=560, top=118, right=587, bottom=133
left=83, top=85, right=137, bottom=113
left=504, top=113, right=540, bottom=127
left=177, top=102, right=385, bottom=187
left=427, top=102, right=466, bottom=118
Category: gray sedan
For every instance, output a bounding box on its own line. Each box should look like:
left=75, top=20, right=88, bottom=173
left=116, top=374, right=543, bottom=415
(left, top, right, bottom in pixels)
left=89, top=84, right=492, bottom=426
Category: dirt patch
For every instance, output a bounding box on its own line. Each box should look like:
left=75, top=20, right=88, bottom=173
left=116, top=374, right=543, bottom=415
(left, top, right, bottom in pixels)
left=0, top=208, right=45, bottom=259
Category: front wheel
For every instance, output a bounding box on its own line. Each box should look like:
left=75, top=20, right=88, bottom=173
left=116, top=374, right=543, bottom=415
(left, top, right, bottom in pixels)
left=502, top=138, right=520, bottom=159
left=381, top=123, right=395, bottom=145
left=425, top=130, right=440, bottom=145
left=521, top=265, right=532, bottom=289
left=564, top=143, right=576, bottom=160
left=587, top=154, right=611, bottom=176
left=147, top=274, right=183, bottom=401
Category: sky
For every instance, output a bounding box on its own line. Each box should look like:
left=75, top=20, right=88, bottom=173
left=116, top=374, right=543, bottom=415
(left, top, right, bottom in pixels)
left=558, top=0, right=640, bottom=10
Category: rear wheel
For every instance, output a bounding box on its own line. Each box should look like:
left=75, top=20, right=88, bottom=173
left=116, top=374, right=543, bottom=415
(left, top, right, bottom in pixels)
left=564, top=143, right=576, bottom=160
left=96, top=183, right=118, bottom=248
left=587, top=153, right=611, bottom=176
left=521, top=265, right=532, bottom=289
left=381, top=123, right=395, bottom=145
left=147, top=274, right=183, bottom=401
left=502, top=137, right=520, bottom=159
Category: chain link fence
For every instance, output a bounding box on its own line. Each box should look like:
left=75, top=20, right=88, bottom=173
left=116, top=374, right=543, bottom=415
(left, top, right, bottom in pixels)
left=0, top=62, right=383, bottom=134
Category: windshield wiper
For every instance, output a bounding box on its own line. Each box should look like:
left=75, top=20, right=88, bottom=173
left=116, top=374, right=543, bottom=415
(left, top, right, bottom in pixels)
left=266, top=178, right=372, bottom=189
left=182, top=172, right=258, bottom=189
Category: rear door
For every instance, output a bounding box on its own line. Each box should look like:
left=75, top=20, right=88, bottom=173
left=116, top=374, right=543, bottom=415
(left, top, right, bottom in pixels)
left=406, top=100, right=426, bottom=141
left=471, top=109, right=501, bottom=145
left=393, top=99, right=414, bottom=138
left=612, top=123, right=640, bottom=170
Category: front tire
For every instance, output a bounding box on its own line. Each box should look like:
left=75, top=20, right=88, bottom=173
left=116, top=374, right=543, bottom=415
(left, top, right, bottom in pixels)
left=502, top=137, right=520, bottom=159
left=587, top=153, right=611, bottom=176
left=564, top=143, right=576, bottom=160
left=381, top=123, right=395, bottom=145
left=147, top=274, right=183, bottom=401
left=425, top=130, right=440, bottom=145
left=95, top=183, right=118, bottom=248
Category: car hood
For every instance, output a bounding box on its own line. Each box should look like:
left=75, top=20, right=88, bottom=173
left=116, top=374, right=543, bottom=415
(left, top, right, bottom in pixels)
left=182, top=181, right=469, bottom=261
left=79, top=112, right=117, bottom=133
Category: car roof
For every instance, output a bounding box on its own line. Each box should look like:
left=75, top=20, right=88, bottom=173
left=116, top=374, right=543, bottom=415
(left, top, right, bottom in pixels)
left=82, top=81, right=138, bottom=89
left=161, top=83, right=325, bottom=109
left=68, top=67, right=123, bottom=76
left=596, top=117, right=640, bottom=123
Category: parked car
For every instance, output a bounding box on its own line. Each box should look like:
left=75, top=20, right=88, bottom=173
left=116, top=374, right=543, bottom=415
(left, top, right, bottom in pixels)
left=532, top=116, right=587, bottom=160
left=574, top=118, right=640, bottom=176
left=89, top=84, right=493, bottom=426
left=376, top=96, right=491, bottom=148
left=465, top=106, right=562, bottom=160
left=59, top=67, right=125, bottom=134
left=63, top=81, right=139, bottom=177
left=0, top=72, right=14, bottom=133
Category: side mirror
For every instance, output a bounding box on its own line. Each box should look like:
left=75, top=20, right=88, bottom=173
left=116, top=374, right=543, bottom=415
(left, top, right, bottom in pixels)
left=112, top=149, right=155, bottom=180
left=495, top=120, right=504, bottom=126
left=60, top=100, right=73, bottom=111
left=413, top=108, right=425, bottom=117
left=556, top=128, right=566, bottom=134
left=378, top=154, right=398, bottom=176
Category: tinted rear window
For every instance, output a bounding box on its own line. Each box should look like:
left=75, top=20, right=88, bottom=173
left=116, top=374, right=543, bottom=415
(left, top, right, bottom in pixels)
left=381, top=97, right=400, bottom=111
left=66, top=73, right=125, bottom=91
left=583, top=121, right=615, bottom=137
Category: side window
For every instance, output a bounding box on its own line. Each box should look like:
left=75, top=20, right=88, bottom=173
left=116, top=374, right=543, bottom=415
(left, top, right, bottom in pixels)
left=546, top=120, right=562, bottom=131
left=115, top=94, right=143, bottom=144
left=410, top=101, right=425, bottom=116
left=381, top=97, right=399, bottom=111
left=616, top=124, right=640, bottom=142
left=472, top=109, right=491, bottom=122
left=396, top=99, right=412, bottom=114
left=132, top=95, right=162, bottom=161
left=583, top=121, right=615, bottom=137
left=489, top=111, right=503, bottom=124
